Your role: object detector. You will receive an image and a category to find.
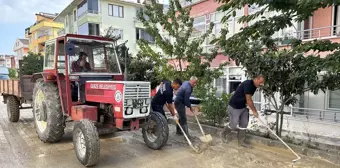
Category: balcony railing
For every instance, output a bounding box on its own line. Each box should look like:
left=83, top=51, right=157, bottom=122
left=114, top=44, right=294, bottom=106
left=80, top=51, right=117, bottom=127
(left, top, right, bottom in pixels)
left=281, top=25, right=340, bottom=41
left=78, top=10, right=99, bottom=19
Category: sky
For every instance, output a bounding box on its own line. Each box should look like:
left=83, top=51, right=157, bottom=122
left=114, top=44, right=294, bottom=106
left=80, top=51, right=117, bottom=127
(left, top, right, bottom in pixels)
left=0, top=0, right=70, bottom=55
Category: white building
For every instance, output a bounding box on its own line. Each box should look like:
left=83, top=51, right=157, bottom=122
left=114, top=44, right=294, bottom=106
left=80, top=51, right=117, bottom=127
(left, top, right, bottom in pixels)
left=54, top=0, right=155, bottom=56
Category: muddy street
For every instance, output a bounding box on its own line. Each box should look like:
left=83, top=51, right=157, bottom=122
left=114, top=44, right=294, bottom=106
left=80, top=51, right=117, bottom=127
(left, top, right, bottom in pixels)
left=0, top=102, right=339, bottom=168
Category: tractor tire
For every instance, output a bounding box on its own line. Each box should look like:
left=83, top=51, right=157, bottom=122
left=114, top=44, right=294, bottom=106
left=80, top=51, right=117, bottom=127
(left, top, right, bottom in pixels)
left=73, top=119, right=100, bottom=167
left=7, top=96, right=20, bottom=122
left=142, top=111, right=169, bottom=150
left=32, top=79, right=65, bottom=143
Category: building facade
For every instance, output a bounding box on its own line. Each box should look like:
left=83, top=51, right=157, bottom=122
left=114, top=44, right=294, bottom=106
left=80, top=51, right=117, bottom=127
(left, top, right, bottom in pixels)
left=0, top=55, right=15, bottom=68
left=54, top=0, right=155, bottom=56
left=13, top=38, right=29, bottom=68
left=25, top=12, right=64, bottom=55
left=184, top=0, right=340, bottom=139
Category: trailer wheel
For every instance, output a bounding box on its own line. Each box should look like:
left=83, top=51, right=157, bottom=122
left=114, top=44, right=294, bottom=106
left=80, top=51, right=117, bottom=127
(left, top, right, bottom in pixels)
left=7, top=96, right=20, bottom=122
left=32, top=79, right=65, bottom=143
left=73, top=119, right=100, bottom=167
left=142, top=112, right=169, bottom=150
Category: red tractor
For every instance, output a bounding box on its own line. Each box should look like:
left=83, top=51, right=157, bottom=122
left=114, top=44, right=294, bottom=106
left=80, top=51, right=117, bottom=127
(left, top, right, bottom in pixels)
left=31, top=34, right=168, bottom=166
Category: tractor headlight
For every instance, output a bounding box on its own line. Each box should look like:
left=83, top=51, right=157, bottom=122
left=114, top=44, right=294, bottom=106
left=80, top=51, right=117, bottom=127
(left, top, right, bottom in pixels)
left=141, top=107, right=148, bottom=113
left=126, top=108, right=133, bottom=115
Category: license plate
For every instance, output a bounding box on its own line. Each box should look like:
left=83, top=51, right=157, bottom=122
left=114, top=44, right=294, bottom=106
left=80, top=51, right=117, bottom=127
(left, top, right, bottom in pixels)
left=132, top=99, right=144, bottom=108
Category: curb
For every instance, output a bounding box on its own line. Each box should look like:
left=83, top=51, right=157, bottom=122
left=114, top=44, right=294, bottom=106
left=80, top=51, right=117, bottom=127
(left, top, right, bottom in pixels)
left=168, top=118, right=340, bottom=165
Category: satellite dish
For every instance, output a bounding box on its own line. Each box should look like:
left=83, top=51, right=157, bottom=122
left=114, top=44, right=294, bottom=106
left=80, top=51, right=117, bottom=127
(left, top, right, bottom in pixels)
left=66, top=42, right=75, bottom=56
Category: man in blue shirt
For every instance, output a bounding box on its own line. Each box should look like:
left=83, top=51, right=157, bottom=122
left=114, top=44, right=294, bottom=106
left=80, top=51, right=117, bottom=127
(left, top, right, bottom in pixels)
left=174, top=76, right=198, bottom=137
left=151, top=79, right=182, bottom=117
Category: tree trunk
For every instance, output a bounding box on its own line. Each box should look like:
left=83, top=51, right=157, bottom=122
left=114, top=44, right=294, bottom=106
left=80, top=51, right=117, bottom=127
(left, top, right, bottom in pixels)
left=279, top=111, right=284, bottom=137
left=275, top=110, right=280, bottom=135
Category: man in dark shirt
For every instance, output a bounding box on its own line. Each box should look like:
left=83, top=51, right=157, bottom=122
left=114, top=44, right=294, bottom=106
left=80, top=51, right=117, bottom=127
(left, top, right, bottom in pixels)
left=71, top=52, right=92, bottom=72
left=221, top=75, right=264, bottom=148
left=174, top=76, right=198, bottom=137
left=151, top=79, right=182, bottom=117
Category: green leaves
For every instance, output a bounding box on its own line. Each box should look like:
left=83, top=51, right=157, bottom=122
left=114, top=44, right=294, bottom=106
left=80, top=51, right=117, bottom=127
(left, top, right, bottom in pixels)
left=19, top=52, right=44, bottom=75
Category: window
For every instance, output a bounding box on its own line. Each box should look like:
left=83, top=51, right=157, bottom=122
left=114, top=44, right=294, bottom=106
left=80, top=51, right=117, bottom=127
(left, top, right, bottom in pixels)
left=34, top=33, right=38, bottom=40
left=192, top=16, right=206, bottom=38
left=65, top=16, right=68, bottom=27
left=136, top=28, right=154, bottom=43
left=329, top=90, right=340, bottom=109
left=210, top=12, right=224, bottom=36
left=215, top=77, right=227, bottom=97
left=89, top=23, right=100, bottom=36
left=74, top=10, right=77, bottom=21
left=110, top=28, right=123, bottom=39
left=77, top=0, right=88, bottom=17
left=248, top=4, right=260, bottom=14
left=108, top=4, right=124, bottom=18
left=78, top=23, right=89, bottom=35
left=44, top=43, right=55, bottom=69
left=88, top=0, right=99, bottom=13
left=34, top=46, right=38, bottom=53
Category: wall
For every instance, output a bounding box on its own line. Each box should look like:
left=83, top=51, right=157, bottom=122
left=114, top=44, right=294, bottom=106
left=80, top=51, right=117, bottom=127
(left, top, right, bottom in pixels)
left=312, top=7, right=333, bottom=38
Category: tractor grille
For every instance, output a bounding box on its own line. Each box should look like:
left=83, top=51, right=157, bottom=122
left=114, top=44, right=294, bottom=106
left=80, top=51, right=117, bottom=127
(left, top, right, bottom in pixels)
left=123, top=82, right=151, bottom=118
left=124, top=83, right=150, bottom=99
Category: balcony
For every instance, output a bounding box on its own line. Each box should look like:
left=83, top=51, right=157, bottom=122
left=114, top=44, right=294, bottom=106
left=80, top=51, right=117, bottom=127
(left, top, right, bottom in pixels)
left=280, top=25, right=340, bottom=41
left=30, top=20, right=63, bottom=32
left=77, top=10, right=101, bottom=26
left=37, top=35, right=52, bottom=44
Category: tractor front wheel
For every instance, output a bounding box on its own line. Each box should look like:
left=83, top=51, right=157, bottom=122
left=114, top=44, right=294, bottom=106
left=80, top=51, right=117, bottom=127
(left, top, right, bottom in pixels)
left=32, top=79, right=65, bottom=143
left=73, top=119, right=100, bottom=167
left=142, top=111, right=169, bottom=150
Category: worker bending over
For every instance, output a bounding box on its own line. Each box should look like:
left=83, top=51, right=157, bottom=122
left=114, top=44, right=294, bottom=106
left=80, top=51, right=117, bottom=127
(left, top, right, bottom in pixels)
left=220, top=75, right=264, bottom=148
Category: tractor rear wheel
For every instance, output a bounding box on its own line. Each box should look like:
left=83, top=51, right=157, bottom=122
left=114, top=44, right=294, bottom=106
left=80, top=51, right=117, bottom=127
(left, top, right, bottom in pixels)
left=73, top=119, right=100, bottom=167
left=32, top=79, right=65, bottom=143
left=7, top=96, right=20, bottom=122
left=142, top=111, right=169, bottom=150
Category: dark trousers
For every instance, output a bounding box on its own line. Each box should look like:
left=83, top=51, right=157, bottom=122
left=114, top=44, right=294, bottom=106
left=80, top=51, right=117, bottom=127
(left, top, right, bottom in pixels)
left=174, top=101, right=187, bottom=127
left=151, top=104, right=166, bottom=117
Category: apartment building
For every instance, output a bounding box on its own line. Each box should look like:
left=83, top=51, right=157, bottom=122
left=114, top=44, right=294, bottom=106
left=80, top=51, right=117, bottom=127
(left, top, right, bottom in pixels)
left=13, top=38, right=29, bottom=68
left=54, top=0, right=156, bottom=56
left=182, top=0, right=340, bottom=139
left=25, top=12, right=64, bottom=55
left=0, top=55, right=15, bottom=68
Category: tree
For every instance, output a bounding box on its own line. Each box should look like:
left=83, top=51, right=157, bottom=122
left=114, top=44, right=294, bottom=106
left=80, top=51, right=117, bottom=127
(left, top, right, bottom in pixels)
left=213, top=0, right=340, bottom=136
left=8, top=68, right=17, bottom=79
left=19, top=52, right=44, bottom=75
left=137, top=0, right=227, bottom=98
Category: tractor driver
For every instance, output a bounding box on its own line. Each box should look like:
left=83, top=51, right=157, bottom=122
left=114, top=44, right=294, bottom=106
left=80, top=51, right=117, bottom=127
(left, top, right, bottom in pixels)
left=151, top=79, right=182, bottom=118
left=71, top=52, right=92, bottom=72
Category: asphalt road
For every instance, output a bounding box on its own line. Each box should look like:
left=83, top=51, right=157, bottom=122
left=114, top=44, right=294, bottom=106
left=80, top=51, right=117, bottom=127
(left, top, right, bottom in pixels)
left=0, top=102, right=339, bottom=168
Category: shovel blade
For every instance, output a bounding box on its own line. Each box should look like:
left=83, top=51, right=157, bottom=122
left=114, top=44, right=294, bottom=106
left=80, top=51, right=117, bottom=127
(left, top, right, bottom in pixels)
left=199, top=134, right=212, bottom=143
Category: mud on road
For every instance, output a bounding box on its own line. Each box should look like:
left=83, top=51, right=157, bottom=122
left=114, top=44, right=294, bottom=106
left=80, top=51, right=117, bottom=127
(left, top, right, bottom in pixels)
left=0, top=104, right=339, bottom=168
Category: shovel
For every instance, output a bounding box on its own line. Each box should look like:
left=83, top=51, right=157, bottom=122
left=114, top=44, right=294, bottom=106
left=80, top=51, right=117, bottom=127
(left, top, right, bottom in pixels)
left=175, top=119, right=201, bottom=153
left=191, top=109, right=213, bottom=143
left=257, top=117, right=301, bottom=163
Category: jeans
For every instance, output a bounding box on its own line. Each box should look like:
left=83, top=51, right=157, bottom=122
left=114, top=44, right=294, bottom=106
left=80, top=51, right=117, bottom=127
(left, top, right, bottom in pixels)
left=174, top=101, right=187, bottom=127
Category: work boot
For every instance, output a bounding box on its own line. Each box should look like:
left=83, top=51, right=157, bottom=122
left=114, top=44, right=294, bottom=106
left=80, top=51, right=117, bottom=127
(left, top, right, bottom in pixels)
left=176, top=125, right=183, bottom=135
left=237, top=130, right=253, bottom=149
left=220, top=126, right=232, bottom=143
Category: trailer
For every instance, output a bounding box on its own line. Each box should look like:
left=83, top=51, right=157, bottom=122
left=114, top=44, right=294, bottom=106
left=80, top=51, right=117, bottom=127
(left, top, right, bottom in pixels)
left=0, top=61, right=35, bottom=122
